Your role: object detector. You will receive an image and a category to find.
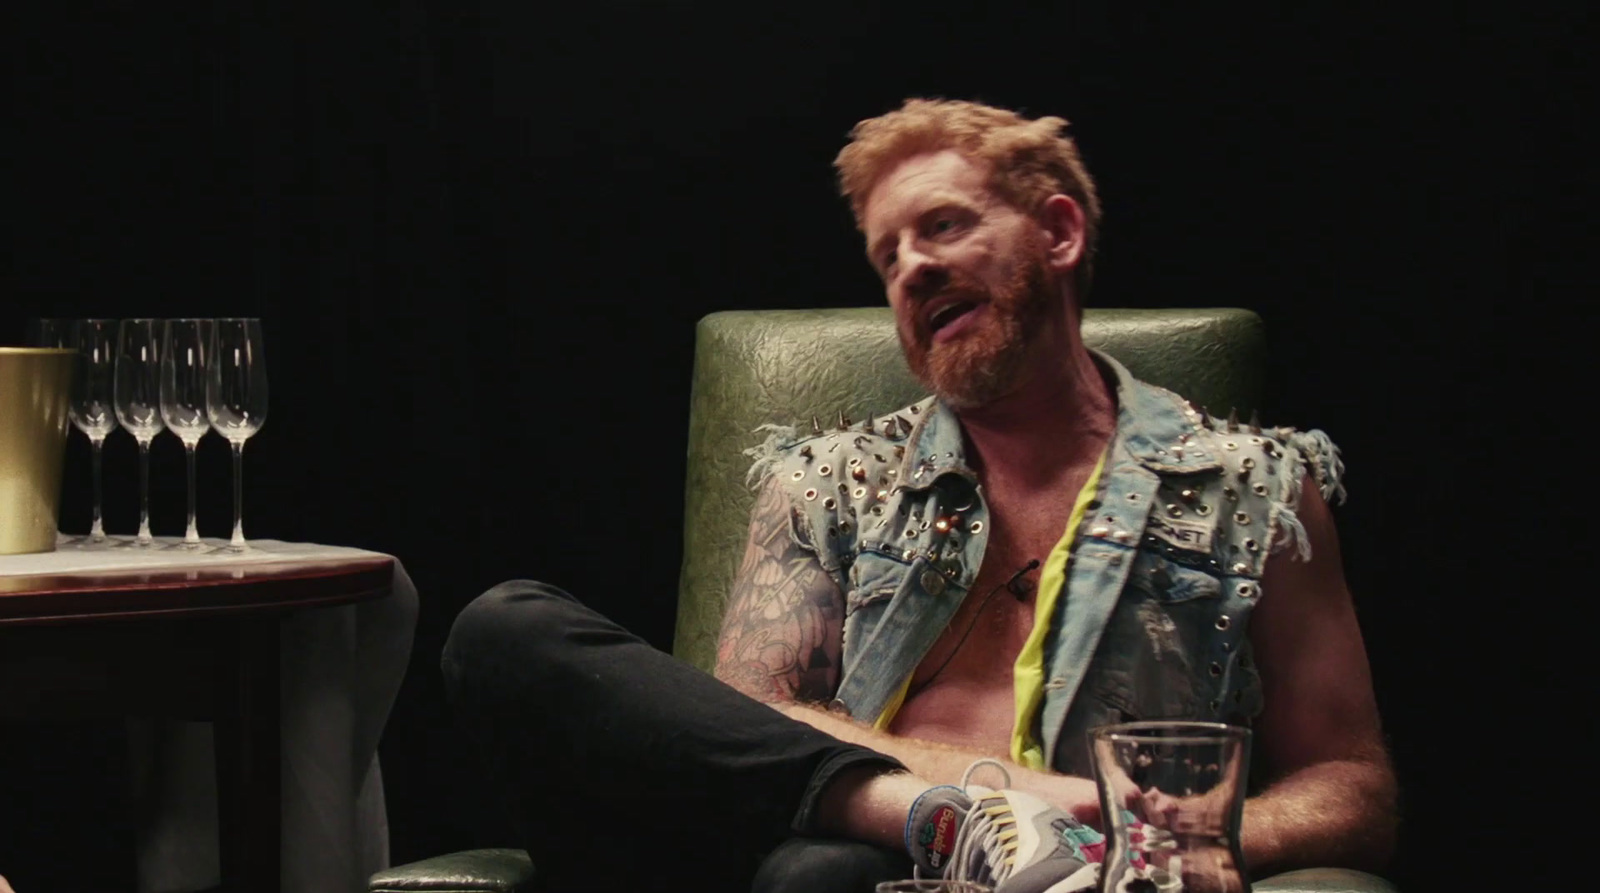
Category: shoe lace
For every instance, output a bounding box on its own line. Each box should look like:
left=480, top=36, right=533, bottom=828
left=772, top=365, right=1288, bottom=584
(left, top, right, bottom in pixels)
left=948, top=759, right=1019, bottom=886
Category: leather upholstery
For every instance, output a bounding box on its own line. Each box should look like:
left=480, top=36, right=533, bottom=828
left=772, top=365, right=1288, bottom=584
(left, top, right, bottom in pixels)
left=367, top=848, right=534, bottom=892
left=373, top=308, right=1397, bottom=893
left=1255, top=868, right=1400, bottom=893
left=673, top=306, right=1266, bottom=672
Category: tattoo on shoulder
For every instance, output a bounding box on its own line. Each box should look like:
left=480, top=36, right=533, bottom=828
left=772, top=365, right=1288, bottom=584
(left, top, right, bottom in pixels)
left=714, top=478, right=845, bottom=705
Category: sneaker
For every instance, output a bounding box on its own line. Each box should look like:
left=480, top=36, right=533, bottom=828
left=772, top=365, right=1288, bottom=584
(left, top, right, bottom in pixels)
left=904, top=774, right=1103, bottom=893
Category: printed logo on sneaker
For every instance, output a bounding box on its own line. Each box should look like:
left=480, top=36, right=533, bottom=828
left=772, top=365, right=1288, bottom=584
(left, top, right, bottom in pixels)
left=916, top=804, right=960, bottom=870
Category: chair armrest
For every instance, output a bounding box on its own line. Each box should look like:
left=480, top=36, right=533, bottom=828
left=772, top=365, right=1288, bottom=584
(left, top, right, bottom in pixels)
left=368, top=849, right=535, bottom=893
left=1256, top=867, right=1399, bottom=893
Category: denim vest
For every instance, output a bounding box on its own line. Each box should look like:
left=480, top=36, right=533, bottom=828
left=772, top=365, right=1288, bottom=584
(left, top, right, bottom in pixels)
left=745, top=351, right=1345, bottom=777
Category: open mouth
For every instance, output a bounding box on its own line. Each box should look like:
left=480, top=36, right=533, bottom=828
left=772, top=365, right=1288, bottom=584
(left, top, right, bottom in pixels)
left=926, top=299, right=982, bottom=337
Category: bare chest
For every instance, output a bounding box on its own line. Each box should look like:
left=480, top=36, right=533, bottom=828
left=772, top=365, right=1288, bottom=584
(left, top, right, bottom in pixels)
left=886, top=473, right=1096, bottom=752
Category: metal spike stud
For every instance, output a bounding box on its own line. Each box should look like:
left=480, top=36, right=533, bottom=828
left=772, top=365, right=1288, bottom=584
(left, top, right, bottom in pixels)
left=897, top=415, right=914, bottom=435
left=837, top=411, right=850, bottom=431
left=1227, top=408, right=1239, bottom=433
left=811, top=416, right=823, bottom=437
left=1248, top=410, right=1262, bottom=435
left=799, top=445, right=813, bottom=459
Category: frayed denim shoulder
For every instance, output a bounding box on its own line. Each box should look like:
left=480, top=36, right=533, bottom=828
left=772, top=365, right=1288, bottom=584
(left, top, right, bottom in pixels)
left=1268, top=427, right=1347, bottom=561
left=742, top=423, right=802, bottom=490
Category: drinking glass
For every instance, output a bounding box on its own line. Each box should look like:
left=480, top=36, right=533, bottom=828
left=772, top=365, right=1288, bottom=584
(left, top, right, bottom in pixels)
left=1090, top=722, right=1252, bottom=893
left=29, top=318, right=73, bottom=350
left=115, top=318, right=166, bottom=547
left=160, top=319, right=213, bottom=549
left=206, top=318, right=268, bottom=552
left=66, top=319, right=120, bottom=546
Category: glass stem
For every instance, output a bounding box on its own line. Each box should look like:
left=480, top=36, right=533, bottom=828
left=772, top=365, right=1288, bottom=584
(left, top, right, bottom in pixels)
left=90, top=437, right=106, bottom=542
left=137, top=439, right=153, bottom=545
left=184, top=441, right=200, bottom=544
left=230, top=439, right=246, bottom=549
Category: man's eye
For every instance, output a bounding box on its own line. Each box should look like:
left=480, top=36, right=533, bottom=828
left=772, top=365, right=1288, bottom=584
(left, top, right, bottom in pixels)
left=932, top=218, right=956, bottom=233
left=881, top=252, right=897, bottom=274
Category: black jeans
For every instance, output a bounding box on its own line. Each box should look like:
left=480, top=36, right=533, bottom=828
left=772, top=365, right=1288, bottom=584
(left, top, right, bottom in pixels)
left=441, top=580, right=914, bottom=893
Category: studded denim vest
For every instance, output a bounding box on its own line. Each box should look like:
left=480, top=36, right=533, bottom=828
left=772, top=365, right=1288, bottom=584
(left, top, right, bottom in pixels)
left=745, top=351, right=1346, bottom=777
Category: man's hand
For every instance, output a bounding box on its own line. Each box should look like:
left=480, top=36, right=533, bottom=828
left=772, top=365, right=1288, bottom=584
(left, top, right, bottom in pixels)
left=1, top=873, right=17, bottom=893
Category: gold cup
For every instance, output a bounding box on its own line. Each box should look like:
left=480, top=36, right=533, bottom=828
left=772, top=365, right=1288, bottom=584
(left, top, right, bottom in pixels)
left=0, top=347, right=77, bottom=555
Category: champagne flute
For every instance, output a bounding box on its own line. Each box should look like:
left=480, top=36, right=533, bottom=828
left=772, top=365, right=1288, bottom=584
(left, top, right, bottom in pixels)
left=160, top=319, right=213, bottom=549
left=115, top=319, right=166, bottom=547
left=206, top=318, right=268, bottom=552
left=67, top=320, right=120, bottom=546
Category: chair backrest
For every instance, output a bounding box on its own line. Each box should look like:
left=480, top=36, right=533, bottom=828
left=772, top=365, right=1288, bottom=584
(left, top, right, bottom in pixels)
left=673, top=306, right=1265, bottom=670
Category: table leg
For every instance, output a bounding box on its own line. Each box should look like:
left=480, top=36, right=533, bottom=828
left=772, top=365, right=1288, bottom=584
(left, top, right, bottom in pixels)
left=214, top=619, right=281, bottom=893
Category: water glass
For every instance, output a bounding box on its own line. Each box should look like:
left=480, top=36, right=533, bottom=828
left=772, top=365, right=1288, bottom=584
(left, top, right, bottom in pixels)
left=1090, top=722, right=1251, bottom=893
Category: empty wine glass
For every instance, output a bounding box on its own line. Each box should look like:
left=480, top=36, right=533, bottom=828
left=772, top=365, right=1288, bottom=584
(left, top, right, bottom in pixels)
left=160, top=319, right=214, bottom=549
left=115, top=318, right=166, bottom=547
left=67, top=319, right=120, bottom=546
left=206, top=318, right=268, bottom=553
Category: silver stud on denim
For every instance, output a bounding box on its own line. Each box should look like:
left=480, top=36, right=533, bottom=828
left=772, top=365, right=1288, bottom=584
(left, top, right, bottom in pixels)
left=1235, top=511, right=1251, bottom=524
left=852, top=466, right=867, bottom=481
left=904, top=528, right=917, bottom=538
left=871, top=504, right=884, bottom=515
left=1090, top=525, right=1110, bottom=537
left=1180, top=489, right=1199, bottom=503
left=970, top=520, right=984, bottom=533
left=1223, top=487, right=1238, bottom=501
left=920, top=570, right=946, bottom=596
left=1112, top=530, right=1132, bottom=543
left=1232, top=562, right=1251, bottom=575
left=804, top=488, right=818, bottom=501
left=1244, top=538, right=1260, bottom=552
left=1196, top=504, right=1212, bottom=516
left=1237, top=581, right=1257, bottom=597
left=1167, top=504, right=1183, bottom=517
left=840, top=520, right=852, bottom=533
left=1241, top=457, right=1256, bottom=471
left=818, top=464, right=832, bottom=477
left=791, top=470, right=805, bottom=481
left=823, top=497, right=836, bottom=510
left=1210, top=662, right=1223, bottom=677
left=1127, top=492, right=1140, bottom=502
left=1252, top=483, right=1269, bottom=497
left=1225, top=441, right=1238, bottom=451
left=1216, top=615, right=1231, bottom=630
left=853, top=487, right=867, bottom=500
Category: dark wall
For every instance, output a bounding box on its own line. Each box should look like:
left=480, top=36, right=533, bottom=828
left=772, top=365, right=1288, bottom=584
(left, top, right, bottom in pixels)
left=3, top=4, right=1582, bottom=890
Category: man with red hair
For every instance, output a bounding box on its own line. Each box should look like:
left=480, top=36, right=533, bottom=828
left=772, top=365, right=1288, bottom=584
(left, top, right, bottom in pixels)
left=446, top=98, right=1396, bottom=893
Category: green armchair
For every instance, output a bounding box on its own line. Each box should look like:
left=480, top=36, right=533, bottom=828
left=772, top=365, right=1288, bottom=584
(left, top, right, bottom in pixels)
left=370, top=307, right=1396, bottom=893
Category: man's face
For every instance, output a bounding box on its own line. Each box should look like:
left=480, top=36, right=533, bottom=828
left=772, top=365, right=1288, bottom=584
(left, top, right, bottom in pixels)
left=861, top=150, right=1058, bottom=410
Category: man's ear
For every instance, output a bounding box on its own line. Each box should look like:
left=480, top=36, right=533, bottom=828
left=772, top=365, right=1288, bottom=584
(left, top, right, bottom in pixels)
left=1039, top=194, right=1086, bottom=272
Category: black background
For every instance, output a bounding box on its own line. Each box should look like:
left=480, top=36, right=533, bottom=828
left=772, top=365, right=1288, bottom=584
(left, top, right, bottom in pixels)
left=2, top=4, right=1584, bottom=891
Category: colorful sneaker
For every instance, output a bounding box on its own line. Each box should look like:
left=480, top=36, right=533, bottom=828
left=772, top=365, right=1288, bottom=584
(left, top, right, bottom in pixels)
left=903, top=762, right=1103, bottom=893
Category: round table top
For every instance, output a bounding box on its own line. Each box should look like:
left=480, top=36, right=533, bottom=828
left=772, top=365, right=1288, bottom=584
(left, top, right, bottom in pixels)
left=0, top=552, right=394, bottom=626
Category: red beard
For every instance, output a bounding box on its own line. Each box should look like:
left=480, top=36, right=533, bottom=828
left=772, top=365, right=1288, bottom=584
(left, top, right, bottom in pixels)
left=896, top=256, right=1055, bottom=410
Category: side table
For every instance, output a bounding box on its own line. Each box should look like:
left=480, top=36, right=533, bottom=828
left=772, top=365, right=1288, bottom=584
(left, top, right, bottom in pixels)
left=0, top=541, right=395, bottom=893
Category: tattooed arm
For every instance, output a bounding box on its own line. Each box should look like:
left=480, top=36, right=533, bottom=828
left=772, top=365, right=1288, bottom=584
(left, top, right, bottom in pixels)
left=713, top=474, right=845, bottom=705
